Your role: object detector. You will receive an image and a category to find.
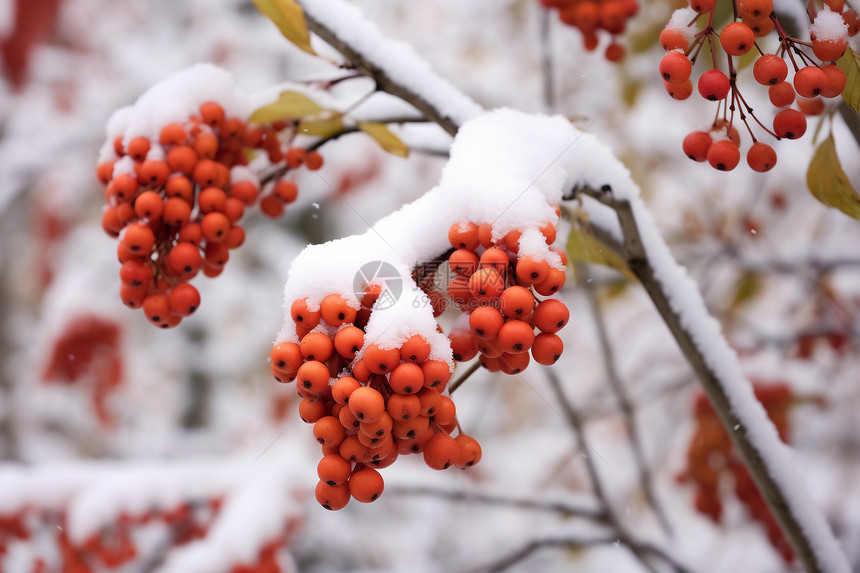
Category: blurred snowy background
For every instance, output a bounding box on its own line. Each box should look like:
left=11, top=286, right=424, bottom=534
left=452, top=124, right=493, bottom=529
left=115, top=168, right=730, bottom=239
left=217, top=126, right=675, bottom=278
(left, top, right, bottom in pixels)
left=1, top=0, right=860, bottom=571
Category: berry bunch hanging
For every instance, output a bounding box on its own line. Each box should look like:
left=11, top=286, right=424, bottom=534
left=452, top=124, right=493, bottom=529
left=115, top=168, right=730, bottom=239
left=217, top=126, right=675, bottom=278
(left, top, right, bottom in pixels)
left=678, top=384, right=795, bottom=563
left=271, top=287, right=482, bottom=511
left=539, top=0, right=639, bottom=60
left=440, top=219, right=569, bottom=374
left=96, top=67, right=326, bottom=328
left=660, top=0, right=855, bottom=172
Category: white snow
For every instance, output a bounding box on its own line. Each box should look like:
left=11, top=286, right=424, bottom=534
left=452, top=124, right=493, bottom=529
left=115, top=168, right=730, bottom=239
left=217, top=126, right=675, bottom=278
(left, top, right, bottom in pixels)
left=296, top=0, right=484, bottom=128
left=810, top=8, right=849, bottom=42
left=665, top=7, right=699, bottom=44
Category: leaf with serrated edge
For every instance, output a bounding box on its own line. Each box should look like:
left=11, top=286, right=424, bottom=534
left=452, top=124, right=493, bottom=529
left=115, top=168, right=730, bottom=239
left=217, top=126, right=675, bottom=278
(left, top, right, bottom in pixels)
left=251, top=0, right=315, bottom=55
left=837, top=48, right=860, bottom=114
left=250, top=91, right=323, bottom=124
left=807, top=133, right=860, bottom=219
left=566, top=217, right=635, bottom=280
left=358, top=122, right=409, bottom=158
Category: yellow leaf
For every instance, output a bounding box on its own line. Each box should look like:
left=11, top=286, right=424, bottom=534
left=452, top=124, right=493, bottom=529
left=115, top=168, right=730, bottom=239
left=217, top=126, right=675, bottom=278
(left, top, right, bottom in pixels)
left=357, top=122, right=410, bottom=158
left=566, top=218, right=635, bottom=281
left=729, top=271, right=760, bottom=313
left=836, top=47, right=860, bottom=114
left=251, top=0, right=315, bottom=55
left=250, top=91, right=323, bottom=124
left=806, top=133, right=860, bottom=219
left=297, top=114, right=344, bottom=138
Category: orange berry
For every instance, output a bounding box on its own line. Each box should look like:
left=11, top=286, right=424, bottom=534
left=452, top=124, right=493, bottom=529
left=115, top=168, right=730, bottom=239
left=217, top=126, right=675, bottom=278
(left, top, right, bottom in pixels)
left=274, top=180, right=298, bottom=204
left=291, top=298, right=321, bottom=329
left=812, top=36, right=848, bottom=63
left=388, top=362, right=424, bottom=394
left=271, top=341, right=303, bottom=375
left=166, top=145, right=198, bottom=175
left=363, top=344, right=401, bottom=375
left=660, top=27, right=689, bottom=51
left=393, top=415, right=430, bottom=440
left=738, top=0, right=772, bottom=19
left=349, top=386, right=386, bottom=423
left=534, top=299, right=570, bottom=333
left=768, top=81, right=796, bottom=108
left=167, top=242, right=202, bottom=276
left=315, top=481, right=349, bottom=510
left=201, top=212, right=231, bottom=243
left=139, top=160, right=170, bottom=186
left=204, top=241, right=229, bottom=267
left=659, top=51, right=692, bottom=84
left=479, top=247, right=510, bottom=273
left=199, top=101, right=226, bottom=130
left=477, top=223, right=495, bottom=248
left=773, top=109, right=807, bottom=139
left=497, top=320, right=535, bottom=354
left=499, top=286, right=535, bottom=318
left=448, top=222, right=479, bottom=250
left=317, top=453, right=352, bottom=486
left=338, top=434, right=371, bottom=463
left=515, top=256, right=550, bottom=285
left=707, top=140, right=741, bottom=171
left=753, top=54, right=788, bottom=86
left=720, top=22, right=755, bottom=56
left=300, top=331, right=335, bottom=362
left=531, top=332, right=564, bottom=365
left=499, top=351, right=530, bottom=374
left=360, top=411, right=393, bottom=439
left=296, top=360, right=331, bottom=395
left=386, top=393, right=421, bottom=420
left=746, top=142, right=777, bottom=172
left=159, top=122, right=187, bottom=147
left=305, top=150, right=324, bottom=170
left=417, top=387, right=442, bottom=417
left=126, top=137, right=151, bottom=161
left=331, top=376, right=361, bottom=405
left=349, top=467, right=384, bottom=503
left=400, top=335, right=431, bottom=364
left=259, top=194, right=284, bottom=218
left=534, top=267, right=566, bottom=296
left=198, top=187, right=228, bottom=214
left=664, top=79, right=693, bottom=100
left=820, top=64, right=847, bottom=98
left=313, top=416, right=347, bottom=448
left=112, top=173, right=139, bottom=202
left=469, top=306, right=505, bottom=339
left=285, top=147, right=307, bottom=168
left=320, top=294, right=357, bottom=327
left=229, top=180, right=260, bottom=206
left=448, top=249, right=479, bottom=277
left=133, top=190, right=164, bottom=220
left=469, top=267, right=505, bottom=301
left=794, top=66, right=828, bottom=98
left=423, top=433, right=459, bottom=470
left=142, top=293, right=171, bottom=327
left=122, top=223, right=155, bottom=253
left=334, top=326, right=364, bottom=360
left=432, top=395, right=457, bottom=426
left=503, top=230, right=522, bottom=252
left=119, top=283, right=147, bottom=308
left=449, top=329, right=479, bottom=362
left=422, top=360, right=451, bottom=390
left=192, top=159, right=222, bottom=188
left=455, top=435, right=482, bottom=468
left=96, top=161, right=115, bottom=185
left=299, top=397, right=328, bottom=423
left=168, top=283, right=201, bottom=317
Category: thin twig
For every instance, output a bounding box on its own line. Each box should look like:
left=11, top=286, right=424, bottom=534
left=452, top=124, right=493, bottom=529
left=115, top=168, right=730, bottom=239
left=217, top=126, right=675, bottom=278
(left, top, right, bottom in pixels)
left=448, top=361, right=481, bottom=395
left=386, top=485, right=606, bottom=522
left=575, top=261, right=672, bottom=535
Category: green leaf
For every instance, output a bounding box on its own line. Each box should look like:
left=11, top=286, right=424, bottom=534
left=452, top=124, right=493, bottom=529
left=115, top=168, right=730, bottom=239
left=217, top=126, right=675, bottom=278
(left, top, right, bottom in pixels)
left=806, top=133, right=860, bottom=219
left=297, top=114, right=344, bottom=138
left=251, top=0, right=315, bottom=55
left=250, top=91, right=323, bottom=124
left=566, top=217, right=635, bottom=281
left=357, top=122, right=410, bottom=157
left=836, top=47, right=860, bottom=114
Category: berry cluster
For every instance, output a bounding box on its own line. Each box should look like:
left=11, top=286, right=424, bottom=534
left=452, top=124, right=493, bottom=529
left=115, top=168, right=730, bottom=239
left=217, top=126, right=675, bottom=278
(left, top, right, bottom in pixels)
left=679, top=384, right=794, bottom=563
left=0, top=497, right=244, bottom=572
left=439, top=220, right=570, bottom=375
left=97, top=102, right=323, bottom=328
left=42, top=314, right=122, bottom=427
left=660, top=0, right=855, bottom=172
left=271, top=290, right=481, bottom=511
left=539, top=0, right=639, bottom=61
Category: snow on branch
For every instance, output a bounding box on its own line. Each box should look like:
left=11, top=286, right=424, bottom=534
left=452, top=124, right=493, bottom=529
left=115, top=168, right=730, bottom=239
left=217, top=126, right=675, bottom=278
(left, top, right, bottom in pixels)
left=295, top=0, right=483, bottom=136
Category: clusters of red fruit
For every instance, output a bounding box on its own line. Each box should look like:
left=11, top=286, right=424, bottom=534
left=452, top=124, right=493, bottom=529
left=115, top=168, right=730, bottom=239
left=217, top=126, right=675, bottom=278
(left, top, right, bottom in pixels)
left=97, top=102, right=322, bottom=328
left=679, top=384, right=795, bottom=563
left=0, top=497, right=301, bottom=573
left=539, top=0, right=639, bottom=61
left=41, top=314, right=122, bottom=427
left=271, top=291, right=481, bottom=511
left=660, top=0, right=855, bottom=172
left=440, top=220, right=570, bottom=375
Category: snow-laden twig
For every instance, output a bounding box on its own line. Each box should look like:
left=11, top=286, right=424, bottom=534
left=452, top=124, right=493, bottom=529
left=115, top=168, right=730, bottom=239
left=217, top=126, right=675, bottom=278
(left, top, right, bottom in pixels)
left=573, top=185, right=851, bottom=573
left=296, top=0, right=483, bottom=136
